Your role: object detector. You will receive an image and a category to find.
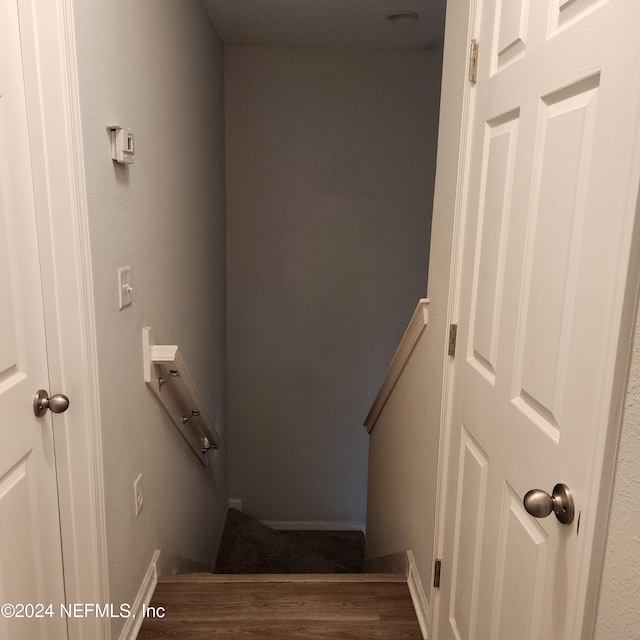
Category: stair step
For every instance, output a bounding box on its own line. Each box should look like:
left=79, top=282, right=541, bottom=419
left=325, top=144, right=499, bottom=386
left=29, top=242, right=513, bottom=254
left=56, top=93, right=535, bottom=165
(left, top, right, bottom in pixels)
left=141, top=575, right=422, bottom=639
left=161, top=572, right=406, bottom=583
left=216, top=508, right=365, bottom=574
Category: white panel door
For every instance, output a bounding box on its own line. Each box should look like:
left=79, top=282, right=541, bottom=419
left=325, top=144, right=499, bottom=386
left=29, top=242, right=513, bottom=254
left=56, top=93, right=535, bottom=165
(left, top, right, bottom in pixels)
left=0, top=1, right=67, bottom=638
left=437, top=1, right=640, bottom=639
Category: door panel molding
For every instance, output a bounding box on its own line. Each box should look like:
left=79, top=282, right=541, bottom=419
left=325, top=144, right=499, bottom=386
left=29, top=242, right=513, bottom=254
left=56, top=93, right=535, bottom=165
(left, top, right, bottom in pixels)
left=449, top=427, right=488, bottom=640
left=490, top=483, right=547, bottom=640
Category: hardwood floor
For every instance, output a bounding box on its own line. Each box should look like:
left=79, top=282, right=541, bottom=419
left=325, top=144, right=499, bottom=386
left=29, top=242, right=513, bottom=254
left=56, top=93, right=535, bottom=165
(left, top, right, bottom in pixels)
left=138, top=574, right=423, bottom=639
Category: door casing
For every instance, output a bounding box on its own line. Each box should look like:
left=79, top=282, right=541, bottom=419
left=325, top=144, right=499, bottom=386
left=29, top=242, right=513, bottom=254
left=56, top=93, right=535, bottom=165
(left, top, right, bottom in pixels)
left=17, top=0, right=109, bottom=638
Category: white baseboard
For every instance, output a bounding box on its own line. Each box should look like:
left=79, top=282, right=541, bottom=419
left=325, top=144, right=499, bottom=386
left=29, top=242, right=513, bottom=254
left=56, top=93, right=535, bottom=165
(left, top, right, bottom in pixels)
left=262, top=520, right=366, bottom=533
left=118, top=549, right=160, bottom=640
left=406, top=550, right=430, bottom=640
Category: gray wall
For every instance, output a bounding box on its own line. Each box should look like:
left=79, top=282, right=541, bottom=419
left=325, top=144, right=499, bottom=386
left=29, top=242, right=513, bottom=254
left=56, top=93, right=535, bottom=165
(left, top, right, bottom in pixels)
left=72, top=2, right=227, bottom=636
left=225, top=46, right=442, bottom=524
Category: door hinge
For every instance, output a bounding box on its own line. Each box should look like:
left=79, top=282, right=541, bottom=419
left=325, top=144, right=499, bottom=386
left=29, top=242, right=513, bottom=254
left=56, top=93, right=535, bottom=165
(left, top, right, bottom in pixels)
left=468, top=38, right=479, bottom=83
left=448, top=324, right=457, bottom=356
left=434, top=559, right=442, bottom=588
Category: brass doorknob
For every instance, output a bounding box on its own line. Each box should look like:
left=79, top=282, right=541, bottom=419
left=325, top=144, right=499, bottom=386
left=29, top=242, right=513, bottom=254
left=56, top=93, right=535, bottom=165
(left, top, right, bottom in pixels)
left=33, top=390, right=70, bottom=417
left=523, top=483, right=574, bottom=525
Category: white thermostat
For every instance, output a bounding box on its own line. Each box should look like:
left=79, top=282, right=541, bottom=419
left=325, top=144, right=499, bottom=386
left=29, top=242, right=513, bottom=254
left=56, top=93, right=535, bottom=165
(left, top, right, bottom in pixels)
left=109, top=126, right=135, bottom=164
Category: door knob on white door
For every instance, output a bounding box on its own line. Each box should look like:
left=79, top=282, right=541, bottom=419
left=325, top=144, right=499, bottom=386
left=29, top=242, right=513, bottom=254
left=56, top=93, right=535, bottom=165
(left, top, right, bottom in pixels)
left=523, top=483, right=574, bottom=525
left=33, top=389, right=70, bottom=417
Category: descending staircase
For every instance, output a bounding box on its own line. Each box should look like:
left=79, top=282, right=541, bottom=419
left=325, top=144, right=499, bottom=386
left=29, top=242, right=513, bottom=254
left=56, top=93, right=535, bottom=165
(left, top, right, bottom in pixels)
left=136, top=512, right=423, bottom=638
left=138, top=573, right=423, bottom=639
left=216, top=508, right=365, bottom=574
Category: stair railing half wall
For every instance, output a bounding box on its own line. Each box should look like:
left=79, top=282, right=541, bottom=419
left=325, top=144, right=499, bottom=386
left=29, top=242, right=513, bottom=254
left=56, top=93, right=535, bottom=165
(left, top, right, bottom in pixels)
left=364, top=299, right=429, bottom=433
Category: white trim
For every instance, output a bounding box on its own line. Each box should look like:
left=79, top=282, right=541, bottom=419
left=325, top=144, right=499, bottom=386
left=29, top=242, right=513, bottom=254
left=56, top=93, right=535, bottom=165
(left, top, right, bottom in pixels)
left=17, top=0, right=109, bottom=638
left=118, top=550, right=160, bottom=640
left=407, top=550, right=430, bottom=640
left=429, top=0, right=479, bottom=636
left=364, top=299, right=429, bottom=433
left=364, top=550, right=429, bottom=638
left=262, top=520, right=366, bottom=533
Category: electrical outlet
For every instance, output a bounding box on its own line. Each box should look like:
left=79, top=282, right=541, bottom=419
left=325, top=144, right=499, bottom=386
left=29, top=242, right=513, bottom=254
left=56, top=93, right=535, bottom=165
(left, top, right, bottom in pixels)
left=134, top=473, right=144, bottom=516
left=118, top=266, right=133, bottom=309
left=228, top=498, right=243, bottom=511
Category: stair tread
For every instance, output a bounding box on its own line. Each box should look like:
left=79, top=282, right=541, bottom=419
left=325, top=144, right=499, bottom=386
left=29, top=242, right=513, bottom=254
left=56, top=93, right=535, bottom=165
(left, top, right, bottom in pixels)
left=161, top=573, right=407, bottom=583
left=140, top=578, right=421, bottom=639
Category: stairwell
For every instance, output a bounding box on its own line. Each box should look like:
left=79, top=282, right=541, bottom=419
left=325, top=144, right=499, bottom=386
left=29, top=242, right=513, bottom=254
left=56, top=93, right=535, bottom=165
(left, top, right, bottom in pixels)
left=216, top=509, right=365, bottom=574
left=137, top=510, right=423, bottom=639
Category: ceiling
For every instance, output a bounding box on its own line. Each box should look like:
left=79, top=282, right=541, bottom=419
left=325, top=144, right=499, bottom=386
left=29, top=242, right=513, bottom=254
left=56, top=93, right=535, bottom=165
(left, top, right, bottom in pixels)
left=201, top=0, right=446, bottom=50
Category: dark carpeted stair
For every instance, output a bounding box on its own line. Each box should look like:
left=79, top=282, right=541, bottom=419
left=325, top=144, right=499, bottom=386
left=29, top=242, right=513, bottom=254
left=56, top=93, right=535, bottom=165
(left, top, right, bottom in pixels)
left=215, top=508, right=365, bottom=574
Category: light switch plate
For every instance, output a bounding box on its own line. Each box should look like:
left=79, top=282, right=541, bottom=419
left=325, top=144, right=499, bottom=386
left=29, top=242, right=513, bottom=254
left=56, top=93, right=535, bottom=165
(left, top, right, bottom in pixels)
left=118, top=266, right=132, bottom=309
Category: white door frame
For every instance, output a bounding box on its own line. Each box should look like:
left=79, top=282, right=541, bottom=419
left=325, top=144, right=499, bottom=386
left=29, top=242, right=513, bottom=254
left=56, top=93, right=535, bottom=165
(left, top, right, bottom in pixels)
left=430, top=0, right=640, bottom=637
left=17, top=0, right=110, bottom=638
left=429, top=0, right=477, bottom=633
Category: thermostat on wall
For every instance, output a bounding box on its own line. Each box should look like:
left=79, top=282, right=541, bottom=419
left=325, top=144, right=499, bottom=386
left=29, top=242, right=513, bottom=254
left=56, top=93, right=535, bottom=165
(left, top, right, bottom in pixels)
left=109, top=125, right=135, bottom=164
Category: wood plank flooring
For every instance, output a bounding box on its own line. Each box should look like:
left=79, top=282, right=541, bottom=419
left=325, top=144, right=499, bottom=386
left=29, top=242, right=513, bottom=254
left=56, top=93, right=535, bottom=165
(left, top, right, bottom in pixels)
left=138, top=574, right=423, bottom=639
